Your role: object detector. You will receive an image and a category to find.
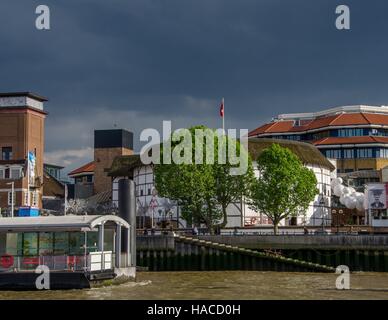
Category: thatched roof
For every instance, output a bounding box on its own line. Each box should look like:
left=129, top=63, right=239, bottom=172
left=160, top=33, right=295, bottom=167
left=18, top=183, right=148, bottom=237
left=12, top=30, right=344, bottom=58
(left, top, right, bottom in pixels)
left=107, top=138, right=335, bottom=176
left=108, top=154, right=142, bottom=177
left=248, top=138, right=335, bottom=171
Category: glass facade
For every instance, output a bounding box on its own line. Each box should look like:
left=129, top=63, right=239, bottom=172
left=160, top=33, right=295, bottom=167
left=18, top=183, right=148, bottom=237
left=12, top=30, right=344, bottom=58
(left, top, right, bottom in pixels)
left=356, top=148, right=373, bottom=158
left=324, top=149, right=341, bottom=159
left=343, top=149, right=354, bottom=159
left=376, top=148, right=388, bottom=158
left=3, top=231, right=114, bottom=257
left=262, top=127, right=388, bottom=142
left=323, top=147, right=388, bottom=159
left=39, top=232, right=53, bottom=255
left=260, top=125, right=388, bottom=162
left=22, top=233, right=38, bottom=256
left=338, top=128, right=364, bottom=137
left=271, top=135, right=301, bottom=141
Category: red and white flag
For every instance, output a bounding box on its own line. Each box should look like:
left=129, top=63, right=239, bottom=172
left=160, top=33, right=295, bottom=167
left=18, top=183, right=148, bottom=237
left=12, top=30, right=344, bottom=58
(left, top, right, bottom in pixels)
left=219, top=98, right=224, bottom=117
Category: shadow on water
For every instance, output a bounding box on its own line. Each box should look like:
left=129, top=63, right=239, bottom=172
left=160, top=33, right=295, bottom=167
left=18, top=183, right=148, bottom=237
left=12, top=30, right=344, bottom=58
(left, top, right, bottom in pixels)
left=320, top=288, right=388, bottom=293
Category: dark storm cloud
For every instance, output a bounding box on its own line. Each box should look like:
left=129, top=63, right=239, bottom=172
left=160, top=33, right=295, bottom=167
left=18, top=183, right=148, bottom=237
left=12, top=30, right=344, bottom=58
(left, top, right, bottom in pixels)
left=1, top=0, right=388, bottom=171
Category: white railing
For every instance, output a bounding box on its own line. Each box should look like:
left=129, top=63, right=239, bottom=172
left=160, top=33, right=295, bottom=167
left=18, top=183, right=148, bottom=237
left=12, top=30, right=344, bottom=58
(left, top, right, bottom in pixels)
left=89, top=251, right=112, bottom=271
left=0, top=253, right=114, bottom=273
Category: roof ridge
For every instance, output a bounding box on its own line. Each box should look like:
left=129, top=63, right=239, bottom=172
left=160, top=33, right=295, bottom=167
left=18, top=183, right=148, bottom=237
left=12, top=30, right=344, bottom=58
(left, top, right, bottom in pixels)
left=68, top=160, right=95, bottom=176
left=329, top=113, right=342, bottom=125
left=360, top=112, right=371, bottom=124
left=264, top=121, right=278, bottom=133
left=314, top=137, right=329, bottom=144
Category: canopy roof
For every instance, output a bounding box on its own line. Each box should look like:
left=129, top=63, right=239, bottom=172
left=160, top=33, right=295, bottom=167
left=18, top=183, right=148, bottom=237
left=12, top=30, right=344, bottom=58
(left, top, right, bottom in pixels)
left=0, top=215, right=129, bottom=232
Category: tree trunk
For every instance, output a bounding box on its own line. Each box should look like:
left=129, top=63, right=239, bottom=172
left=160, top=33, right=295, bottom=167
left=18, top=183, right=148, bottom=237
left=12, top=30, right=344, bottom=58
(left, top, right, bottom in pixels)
left=220, top=204, right=228, bottom=228
left=205, top=219, right=214, bottom=235
left=273, top=222, right=279, bottom=235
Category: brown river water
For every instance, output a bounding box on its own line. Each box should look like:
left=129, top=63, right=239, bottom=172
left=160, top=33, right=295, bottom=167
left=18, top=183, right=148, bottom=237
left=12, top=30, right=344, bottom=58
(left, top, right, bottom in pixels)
left=0, top=271, right=387, bottom=300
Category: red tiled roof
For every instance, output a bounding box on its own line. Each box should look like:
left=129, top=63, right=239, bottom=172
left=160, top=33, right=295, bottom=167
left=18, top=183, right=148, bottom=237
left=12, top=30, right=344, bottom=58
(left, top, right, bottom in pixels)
left=249, top=112, right=388, bottom=137
left=248, top=121, right=294, bottom=136
left=313, top=136, right=388, bottom=146
left=68, top=161, right=95, bottom=176
left=362, top=113, right=388, bottom=125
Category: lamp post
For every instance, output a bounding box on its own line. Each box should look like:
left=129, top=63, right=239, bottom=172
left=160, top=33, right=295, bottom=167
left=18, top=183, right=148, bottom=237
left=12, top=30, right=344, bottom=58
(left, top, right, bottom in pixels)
left=331, top=209, right=336, bottom=234
left=338, top=209, right=344, bottom=234
left=319, top=195, right=326, bottom=233
left=64, top=183, right=68, bottom=216
left=6, top=182, right=14, bottom=218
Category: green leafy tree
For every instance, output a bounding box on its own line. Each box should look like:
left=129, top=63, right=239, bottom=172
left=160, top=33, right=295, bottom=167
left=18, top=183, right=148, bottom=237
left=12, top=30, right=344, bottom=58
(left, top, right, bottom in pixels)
left=248, top=143, right=318, bottom=235
left=154, top=126, right=220, bottom=233
left=213, top=134, right=255, bottom=228
left=154, top=125, right=254, bottom=233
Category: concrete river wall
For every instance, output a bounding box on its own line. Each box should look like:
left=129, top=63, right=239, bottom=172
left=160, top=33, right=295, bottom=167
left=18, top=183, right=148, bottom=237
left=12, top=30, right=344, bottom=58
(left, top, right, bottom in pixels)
left=136, top=234, right=388, bottom=272
left=136, top=235, right=334, bottom=273
left=196, top=235, right=388, bottom=272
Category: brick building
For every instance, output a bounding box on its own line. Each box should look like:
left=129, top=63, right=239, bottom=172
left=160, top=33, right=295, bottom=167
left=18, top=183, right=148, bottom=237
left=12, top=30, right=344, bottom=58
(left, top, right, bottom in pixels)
left=0, top=92, right=47, bottom=213
left=68, top=129, right=133, bottom=198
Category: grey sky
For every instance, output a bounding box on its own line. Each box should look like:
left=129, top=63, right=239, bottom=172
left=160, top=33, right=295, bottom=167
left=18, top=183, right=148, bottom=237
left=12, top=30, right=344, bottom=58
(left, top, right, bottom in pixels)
left=1, top=0, right=388, bottom=173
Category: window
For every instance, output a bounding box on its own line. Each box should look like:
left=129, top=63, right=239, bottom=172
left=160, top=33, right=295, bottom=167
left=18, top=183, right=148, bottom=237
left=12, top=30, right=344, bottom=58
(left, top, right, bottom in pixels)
left=377, top=148, right=388, bottom=158
left=4, top=168, right=10, bottom=179
left=357, top=148, right=373, bottom=158
left=140, top=189, right=144, bottom=196
left=54, top=232, right=69, bottom=255
left=10, top=167, right=21, bottom=179
left=289, top=217, right=297, bottom=226
left=69, top=232, right=85, bottom=255
left=313, top=131, right=330, bottom=140
left=86, top=175, right=93, bottom=183
left=23, top=233, right=38, bottom=256
left=338, top=128, right=364, bottom=137
left=2, top=147, right=12, bottom=160
left=0, top=168, right=4, bottom=179
left=325, top=149, right=341, bottom=159
left=343, top=149, right=354, bottom=159
left=285, top=135, right=301, bottom=141
left=24, top=192, right=29, bottom=206
left=39, top=232, right=54, bottom=255
left=7, top=191, right=15, bottom=205
left=32, top=191, right=38, bottom=207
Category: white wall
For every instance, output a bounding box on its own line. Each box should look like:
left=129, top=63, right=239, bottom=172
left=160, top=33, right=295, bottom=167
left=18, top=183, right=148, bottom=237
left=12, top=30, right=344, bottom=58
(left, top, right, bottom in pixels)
left=112, top=165, right=185, bottom=228
left=113, top=161, right=335, bottom=229
left=239, top=162, right=334, bottom=228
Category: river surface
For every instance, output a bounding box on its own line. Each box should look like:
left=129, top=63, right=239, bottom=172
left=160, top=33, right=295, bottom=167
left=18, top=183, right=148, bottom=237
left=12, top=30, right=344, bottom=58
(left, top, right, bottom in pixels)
left=0, top=271, right=387, bottom=300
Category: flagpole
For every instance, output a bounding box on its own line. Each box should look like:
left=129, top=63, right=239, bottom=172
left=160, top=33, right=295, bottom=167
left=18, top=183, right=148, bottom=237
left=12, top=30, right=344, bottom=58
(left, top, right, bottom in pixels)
left=27, top=152, right=30, bottom=207
left=222, top=97, right=225, bottom=134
